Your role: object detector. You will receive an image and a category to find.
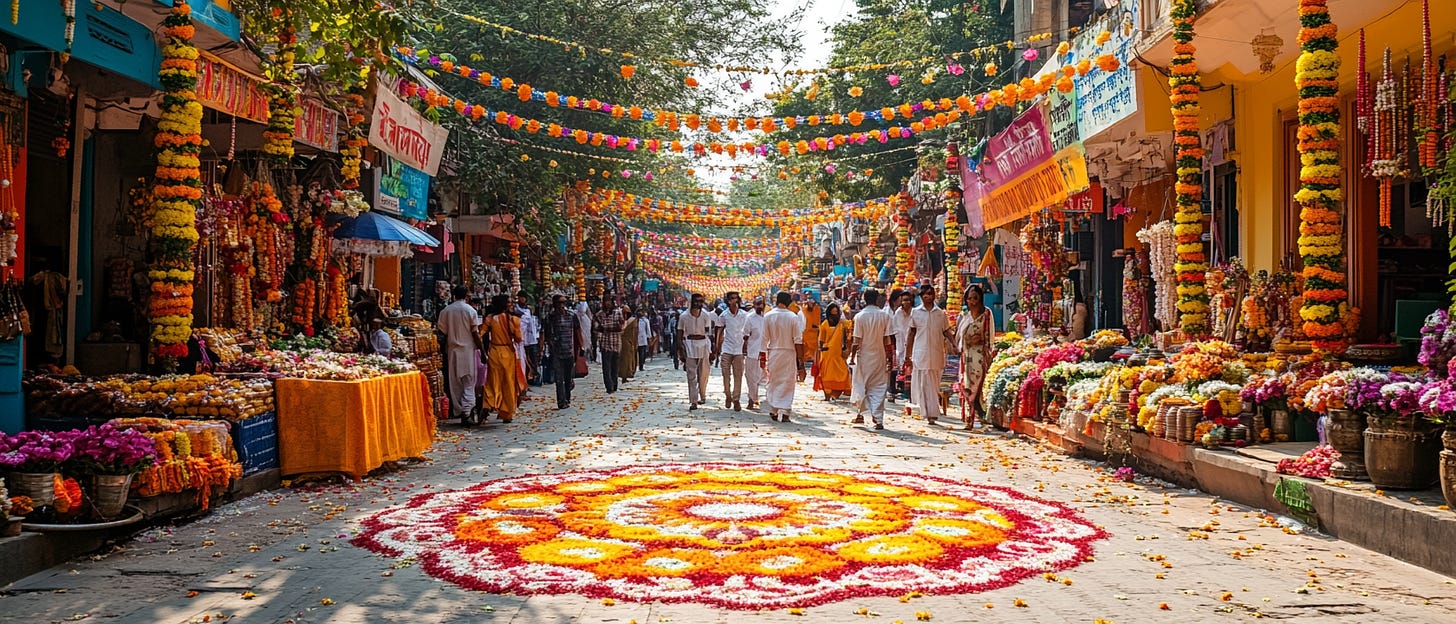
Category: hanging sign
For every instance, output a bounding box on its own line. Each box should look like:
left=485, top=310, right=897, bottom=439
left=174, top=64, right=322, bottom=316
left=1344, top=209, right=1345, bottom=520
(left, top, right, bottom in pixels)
left=1047, top=91, right=1079, bottom=151
left=1041, top=0, right=1141, bottom=142
left=195, top=53, right=269, bottom=123
left=958, top=156, right=987, bottom=240
left=1068, top=182, right=1105, bottom=214
left=981, top=105, right=1055, bottom=186
left=1055, top=143, right=1091, bottom=195
left=979, top=159, right=1069, bottom=230
left=294, top=98, right=340, bottom=152
left=377, top=159, right=432, bottom=221
left=369, top=81, right=449, bottom=176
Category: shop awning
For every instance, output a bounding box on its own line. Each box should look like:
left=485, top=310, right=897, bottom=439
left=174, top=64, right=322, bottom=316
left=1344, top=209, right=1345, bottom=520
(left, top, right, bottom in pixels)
left=334, top=212, right=441, bottom=247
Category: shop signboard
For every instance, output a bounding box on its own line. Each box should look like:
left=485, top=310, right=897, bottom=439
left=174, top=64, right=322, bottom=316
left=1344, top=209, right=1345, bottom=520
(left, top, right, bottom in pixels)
left=1055, top=143, right=1091, bottom=195
left=377, top=160, right=431, bottom=221
left=980, top=105, right=1055, bottom=187
left=1041, top=0, right=1141, bottom=143
left=5, top=2, right=162, bottom=89
left=369, top=80, right=448, bottom=176
left=195, top=54, right=269, bottom=123
left=294, top=98, right=340, bottom=152
left=979, top=159, right=1069, bottom=231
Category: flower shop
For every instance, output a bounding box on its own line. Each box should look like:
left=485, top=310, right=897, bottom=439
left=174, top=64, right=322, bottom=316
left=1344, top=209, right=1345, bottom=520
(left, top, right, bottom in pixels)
left=0, top=2, right=458, bottom=537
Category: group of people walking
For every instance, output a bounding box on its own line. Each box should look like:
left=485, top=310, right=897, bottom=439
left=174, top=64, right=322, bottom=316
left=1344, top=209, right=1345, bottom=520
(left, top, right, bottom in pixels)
left=431, top=280, right=998, bottom=433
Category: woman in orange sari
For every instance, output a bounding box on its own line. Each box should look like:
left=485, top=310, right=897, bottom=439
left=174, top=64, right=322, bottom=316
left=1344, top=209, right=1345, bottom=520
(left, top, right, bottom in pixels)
left=480, top=294, right=522, bottom=423
left=815, top=303, right=852, bottom=400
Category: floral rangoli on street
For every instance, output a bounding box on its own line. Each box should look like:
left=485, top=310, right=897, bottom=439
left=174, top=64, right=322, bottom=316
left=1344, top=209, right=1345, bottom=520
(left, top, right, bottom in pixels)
left=353, top=463, right=1106, bottom=608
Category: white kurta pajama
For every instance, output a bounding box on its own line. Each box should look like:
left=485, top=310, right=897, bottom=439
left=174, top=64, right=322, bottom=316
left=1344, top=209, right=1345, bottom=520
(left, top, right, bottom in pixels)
left=436, top=300, right=481, bottom=417
left=678, top=309, right=718, bottom=405
left=762, top=307, right=804, bottom=416
left=744, top=311, right=766, bottom=405
left=850, top=304, right=892, bottom=425
left=908, top=304, right=950, bottom=422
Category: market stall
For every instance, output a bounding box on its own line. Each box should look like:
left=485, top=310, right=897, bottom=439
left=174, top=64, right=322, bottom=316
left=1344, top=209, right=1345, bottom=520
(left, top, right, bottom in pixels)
left=275, top=371, right=435, bottom=479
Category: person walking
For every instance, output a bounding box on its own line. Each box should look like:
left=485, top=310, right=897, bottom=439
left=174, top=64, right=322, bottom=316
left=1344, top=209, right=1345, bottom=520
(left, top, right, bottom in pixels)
left=902, top=285, right=952, bottom=425
left=955, top=285, right=995, bottom=429
left=798, top=294, right=821, bottom=380
left=435, top=286, right=483, bottom=426
left=593, top=299, right=624, bottom=393
left=480, top=294, right=522, bottom=423
left=815, top=302, right=852, bottom=401
left=677, top=293, right=718, bottom=410
left=714, top=291, right=751, bottom=411
left=636, top=310, right=652, bottom=372
left=744, top=296, right=767, bottom=411
left=575, top=301, right=595, bottom=363
left=544, top=294, right=581, bottom=410
left=763, top=291, right=806, bottom=422
left=517, top=293, right=542, bottom=386
left=887, top=289, right=913, bottom=402
left=665, top=307, right=680, bottom=370
left=849, top=288, right=893, bottom=430
left=619, top=305, right=639, bottom=382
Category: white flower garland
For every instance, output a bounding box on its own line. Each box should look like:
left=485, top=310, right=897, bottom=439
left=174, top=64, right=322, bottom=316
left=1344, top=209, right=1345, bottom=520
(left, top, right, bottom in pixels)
left=1136, top=221, right=1178, bottom=330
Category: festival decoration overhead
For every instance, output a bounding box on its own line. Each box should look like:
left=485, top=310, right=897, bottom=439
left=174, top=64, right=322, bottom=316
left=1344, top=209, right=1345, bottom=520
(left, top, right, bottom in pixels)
left=148, top=0, right=204, bottom=363
left=646, top=261, right=801, bottom=295
left=439, top=7, right=1057, bottom=78
left=1293, top=0, right=1351, bottom=356
left=1169, top=0, right=1208, bottom=338
left=353, top=463, right=1106, bottom=609
left=627, top=227, right=791, bottom=250
left=637, top=242, right=799, bottom=269
left=583, top=189, right=895, bottom=228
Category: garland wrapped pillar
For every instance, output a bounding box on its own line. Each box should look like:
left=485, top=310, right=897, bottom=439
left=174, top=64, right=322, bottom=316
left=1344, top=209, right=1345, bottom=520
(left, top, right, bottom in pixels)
left=1294, top=0, right=1351, bottom=355
left=894, top=195, right=911, bottom=291
left=1169, top=0, right=1208, bottom=338
left=148, top=0, right=203, bottom=366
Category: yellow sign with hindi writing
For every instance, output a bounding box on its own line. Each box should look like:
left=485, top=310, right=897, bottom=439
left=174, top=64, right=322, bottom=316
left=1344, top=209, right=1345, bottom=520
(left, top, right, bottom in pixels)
left=1055, top=144, right=1090, bottom=194
left=979, top=159, right=1069, bottom=230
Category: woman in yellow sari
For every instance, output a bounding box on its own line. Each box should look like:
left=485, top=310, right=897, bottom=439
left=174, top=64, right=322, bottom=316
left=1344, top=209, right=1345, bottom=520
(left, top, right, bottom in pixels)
left=815, top=303, right=852, bottom=400
left=480, top=294, right=522, bottom=423
left=619, top=305, right=638, bottom=381
left=800, top=297, right=821, bottom=369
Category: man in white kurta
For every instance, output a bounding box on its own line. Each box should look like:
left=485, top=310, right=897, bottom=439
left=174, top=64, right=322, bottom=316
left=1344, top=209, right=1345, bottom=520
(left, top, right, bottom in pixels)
left=762, top=291, right=806, bottom=422
left=743, top=297, right=767, bottom=410
left=849, top=288, right=893, bottom=429
left=678, top=293, right=719, bottom=410
left=903, top=285, right=952, bottom=424
left=436, top=286, right=483, bottom=425
left=887, top=290, right=914, bottom=402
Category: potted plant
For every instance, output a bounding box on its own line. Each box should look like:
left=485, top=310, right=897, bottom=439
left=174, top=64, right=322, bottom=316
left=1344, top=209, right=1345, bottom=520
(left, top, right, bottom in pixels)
left=1360, top=374, right=1441, bottom=489
left=0, top=431, right=76, bottom=507
left=67, top=424, right=158, bottom=519
left=1418, top=379, right=1456, bottom=509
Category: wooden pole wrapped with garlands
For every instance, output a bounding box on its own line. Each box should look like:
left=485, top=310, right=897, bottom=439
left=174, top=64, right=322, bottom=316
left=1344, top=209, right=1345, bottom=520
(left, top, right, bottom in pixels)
left=1169, top=0, right=1208, bottom=338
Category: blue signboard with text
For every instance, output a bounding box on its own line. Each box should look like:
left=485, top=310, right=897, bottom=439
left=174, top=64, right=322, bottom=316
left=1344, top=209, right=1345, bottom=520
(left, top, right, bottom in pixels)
left=378, top=160, right=432, bottom=221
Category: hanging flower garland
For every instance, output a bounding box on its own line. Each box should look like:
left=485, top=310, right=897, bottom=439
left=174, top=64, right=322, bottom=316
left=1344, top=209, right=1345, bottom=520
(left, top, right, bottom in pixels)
left=1293, top=0, right=1351, bottom=356
left=148, top=0, right=203, bottom=364
left=60, top=0, right=76, bottom=62
left=943, top=195, right=963, bottom=324
left=645, top=261, right=800, bottom=295
left=584, top=191, right=892, bottom=228
left=1169, top=0, right=1208, bottom=338
left=894, top=196, right=912, bottom=291
left=262, top=13, right=298, bottom=164
left=340, top=75, right=368, bottom=188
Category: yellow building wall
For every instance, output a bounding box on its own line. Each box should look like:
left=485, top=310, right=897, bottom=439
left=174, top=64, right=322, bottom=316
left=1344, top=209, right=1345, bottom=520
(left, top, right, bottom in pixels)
left=1229, top=0, right=1456, bottom=275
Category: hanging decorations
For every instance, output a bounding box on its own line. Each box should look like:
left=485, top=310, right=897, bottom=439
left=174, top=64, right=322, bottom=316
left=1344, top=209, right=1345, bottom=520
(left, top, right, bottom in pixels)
left=1136, top=221, right=1177, bottom=332
left=148, top=0, right=203, bottom=364
left=60, top=0, right=77, bottom=62
left=943, top=195, right=962, bottom=325
left=1169, top=0, right=1208, bottom=338
left=1418, top=0, right=1438, bottom=172
left=0, top=144, right=16, bottom=268
left=1370, top=48, right=1403, bottom=226
left=645, top=261, right=800, bottom=296
left=583, top=189, right=893, bottom=228
left=340, top=77, right=368, bottom=189
left=262, top=11, right=299, bottom=164
left=894, top=196, right=912, bottom=291
left=1293, top=0, right=1351, bottom=356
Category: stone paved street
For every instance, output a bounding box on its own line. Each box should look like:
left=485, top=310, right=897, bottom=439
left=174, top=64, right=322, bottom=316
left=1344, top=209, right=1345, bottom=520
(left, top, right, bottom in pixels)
left=3, top=360, right=1455, bottom=624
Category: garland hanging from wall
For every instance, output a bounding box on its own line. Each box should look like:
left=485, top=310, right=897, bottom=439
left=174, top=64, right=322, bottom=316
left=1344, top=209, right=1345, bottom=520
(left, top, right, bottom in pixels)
left=1293, top=0, right=1351, bottom=356
left=1169, top=0, right=1208, bottom=338
left=148, top=0, right=204, bottom=364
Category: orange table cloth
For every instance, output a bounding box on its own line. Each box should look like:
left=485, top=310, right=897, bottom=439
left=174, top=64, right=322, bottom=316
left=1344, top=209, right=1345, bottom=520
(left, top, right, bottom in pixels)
left=276, top=371, right=436, bottom=479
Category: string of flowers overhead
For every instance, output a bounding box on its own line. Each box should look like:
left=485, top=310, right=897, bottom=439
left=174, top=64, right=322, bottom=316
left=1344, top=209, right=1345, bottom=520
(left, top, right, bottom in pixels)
left=148, top=0, right=204, bottom=364
left=644, top=260, right=800, bottom=295
left=583, top=190, right=893, bottom=228
left=1169, top=0, right=1208, bottom=338
left=1293, top=0, right=1352, bottom=356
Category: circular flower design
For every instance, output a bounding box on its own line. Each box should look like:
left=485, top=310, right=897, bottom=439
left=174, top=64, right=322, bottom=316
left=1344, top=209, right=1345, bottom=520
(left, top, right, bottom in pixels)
left=353, top=463, right=1106, bottom=608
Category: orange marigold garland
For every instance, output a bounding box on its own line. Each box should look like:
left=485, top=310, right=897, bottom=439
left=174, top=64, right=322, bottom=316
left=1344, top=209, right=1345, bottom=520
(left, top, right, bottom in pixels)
left=340, top=75, right=368, bottom=188
left=149, top=0, right=203, bottom=364
left=261, top=11, right=298, bottom=164
left=1169, top=0, right=1207, bottom=338
left=1293, top=0, right=1351, bottom=355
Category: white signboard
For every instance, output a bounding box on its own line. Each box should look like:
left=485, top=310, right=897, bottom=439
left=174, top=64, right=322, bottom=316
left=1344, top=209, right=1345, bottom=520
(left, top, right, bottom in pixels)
left=1040, top=0, right=1141, bottom=143
left=368, top=81, right=449, bottom=176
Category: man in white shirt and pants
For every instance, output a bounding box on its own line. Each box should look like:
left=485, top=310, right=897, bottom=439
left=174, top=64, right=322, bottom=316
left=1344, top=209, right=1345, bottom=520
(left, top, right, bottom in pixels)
left=887, top=289, right=914, bottom=402
left=677, top=293, right=719, bottom=410
left=903, top=284, right=953, bottom=425
left=714, top=291, right=752, bottom=411
left=849, top=288, right=894, bottom=430
left=763, top=291, right=806, bottom=422
left=436, top=286, right=484, bottom=426
left=743, top=296, right=767, bottom=411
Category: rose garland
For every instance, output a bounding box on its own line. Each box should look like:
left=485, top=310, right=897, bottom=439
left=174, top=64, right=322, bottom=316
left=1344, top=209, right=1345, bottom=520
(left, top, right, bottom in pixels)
left=1293, top=0, right=1351, bottom=356
left=262, top=13, right=298, bottom=164
left=148, top=1, right=203, bottom=363
left=1169, top=0, right=1208, bottom=338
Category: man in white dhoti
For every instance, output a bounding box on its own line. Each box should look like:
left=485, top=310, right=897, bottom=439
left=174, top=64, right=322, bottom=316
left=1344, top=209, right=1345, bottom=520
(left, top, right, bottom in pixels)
left=762, top=291, right=806, bottom=422
left=849, top=288, right=893, bottom=430
left=743, top=296, right=767, bottom=411
left=887, top=289, right=914, bottom=402
left=902, top=284, right=953, bottom=425
left=436, top=286, right=484, bottom=426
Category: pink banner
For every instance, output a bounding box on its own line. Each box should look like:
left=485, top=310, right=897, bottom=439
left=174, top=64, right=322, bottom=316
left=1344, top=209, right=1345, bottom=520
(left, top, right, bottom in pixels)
left=958, top=149, right=986, bottom=240
left=981, top=104, right=1055, bottom=186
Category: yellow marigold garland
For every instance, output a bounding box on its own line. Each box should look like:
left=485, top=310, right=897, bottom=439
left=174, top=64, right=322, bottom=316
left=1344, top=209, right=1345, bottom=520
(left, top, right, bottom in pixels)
left=1294, top=0, right=1350, bottom=355
left=149, top=0, right=203, bottom=363
left=1169, top=0, right=1208, bottom=337
left=262, top=12, right=298, bottom=164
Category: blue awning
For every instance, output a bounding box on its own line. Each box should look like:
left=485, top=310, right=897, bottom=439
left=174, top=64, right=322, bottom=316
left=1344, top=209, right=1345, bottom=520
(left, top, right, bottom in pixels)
left=152, top=1, right=240, bottom=41
left=333, top=212, right=441, bottom=247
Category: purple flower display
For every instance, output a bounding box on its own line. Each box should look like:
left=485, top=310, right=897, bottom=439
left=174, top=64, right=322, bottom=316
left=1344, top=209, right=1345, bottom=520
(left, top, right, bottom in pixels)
left=1419, top=309, right=1456, bottom=378
left=68, top=424, right=157, bottom=476
left=0, top=430, right=78, bottom=473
